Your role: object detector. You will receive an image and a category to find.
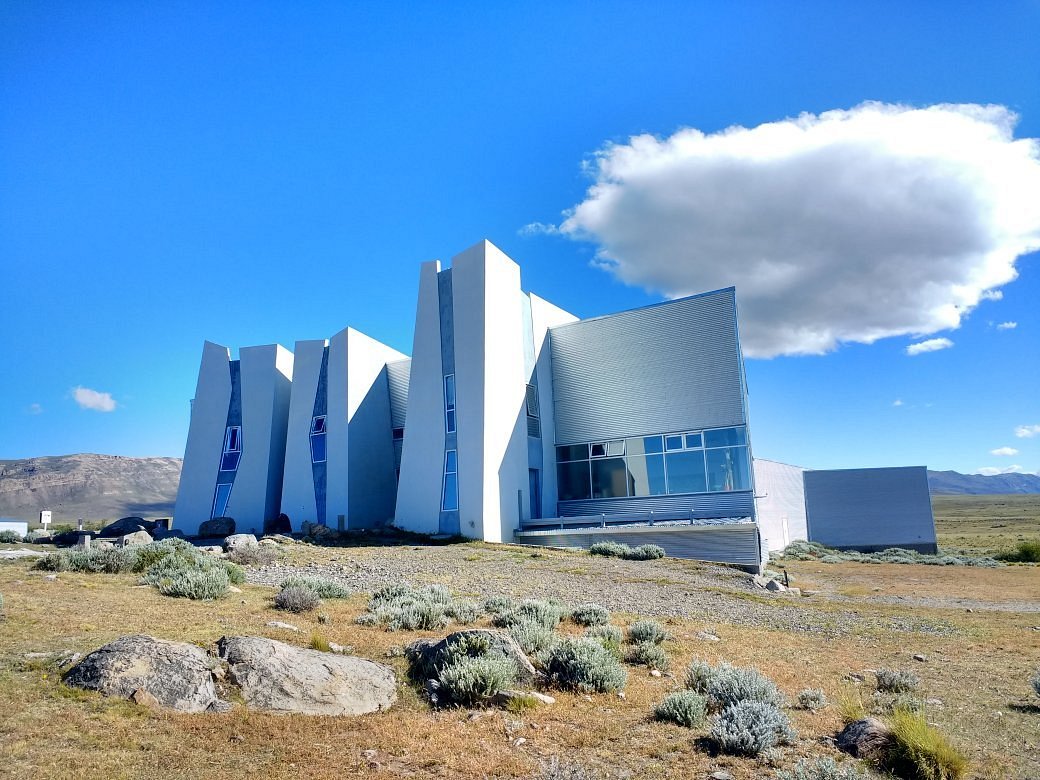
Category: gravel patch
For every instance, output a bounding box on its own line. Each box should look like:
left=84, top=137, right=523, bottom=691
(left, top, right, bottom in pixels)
left=245, top=542, right=959, bottom=638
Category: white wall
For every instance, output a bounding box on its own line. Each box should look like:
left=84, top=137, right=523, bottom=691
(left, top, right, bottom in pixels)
left=394, top=261, right=446, bottom=535
left=753, top=458, right=808, bottom=552
left=174, top=341, right=232, bottom=536
left=280, top=339, right=326, bottom=529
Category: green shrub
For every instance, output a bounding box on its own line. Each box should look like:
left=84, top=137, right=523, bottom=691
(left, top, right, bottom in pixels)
left=709, top=701, right=796, bottom=756
left=654, top=690, right=706, bottom=727
left=781, top=540, right=999, bottom=568
left=155, top=566, right=230, bottom=599
left=493, top=599, right=567, bottom=630
left=309, top=633, right=332, bottom=652
left=481, top=595, right=516, bottom=615
left=775, top=757, right=874, bottom=780
left=796, top=688, right=827, bottom=710
left=584, top=625, right=623, bottom=658
left=445, top=599, right=481, bottom=624
left=226, top=545, right=278, bottom=566
left=275, top=585, right=319, bottom=612
left=570, top=603, right=610, bottom=626
left=876, top=668, right=919, bottom=694
left=886, top=708, right=968, bottom=780
left=35, top=547, right=139, bottom=574
left=355, top=612, right=381, bottom=627
left=685, top=660, right=784, bottom=710
left=626, top=641, right=669, bottom=670
left=509, top=621, right=558, bottom=655
left=541, top=638, right=627, bottom=693
left=625, top=544, right=666, bottom=560
left=437, top=655, right=518, bottom=706
left=1032, top=669, right=1040, bottom=699
left=588, top=541, right=630, bottom=558
left=996, top=540, right=1040, bottom=563
left=0, top=530, right=23, bottom=543
left=386, top=600, right=448, bottom=631
left=358, top=583, right=453, bottom=631
left=280, top=575, right=352, bottom=599
left=371, top=583, right=413, bottom=607
left=888, top=693, right=924, bottom=714
left=421, top=584, right=453, bottom=604
left=686, top=659, right=714, bottom=691
left=627, top=619, right=667, bottom=645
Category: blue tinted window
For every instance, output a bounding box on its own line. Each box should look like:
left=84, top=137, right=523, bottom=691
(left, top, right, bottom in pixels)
left=311, top=416, right=326, bottom=435
left=704, top=427, right=746, bottom=448
left=591, top=457, right=628, bottom=498
left=665, top=435, right=684, bottom=451
left=220, top=451, right=241, bottom=472
left=445, top=449, right=457, bottom=472
left=556, top=444, right=588, bottom=462
left=446, top=409, right=456, bottom=434
left=627, top=454, right=667, bottom=496
left=441, top=473, right=459, bottom=511
left=642, top=436, right=664, bottom=454
left=557, top=461, right=591, bottom=501
left=212, top=483, right=232, bottom=519
left=684, top=433, right=703, bottom=449
left=665, top=450, right=708, bottom=494
left=310, top=433, right=327, bottom=463
left=705, top=446, right=751, bottom=491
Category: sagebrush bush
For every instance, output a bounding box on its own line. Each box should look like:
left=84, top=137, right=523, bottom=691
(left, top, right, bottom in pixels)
left=437, top=654, right=518, bottom=706
left=493, top=599, right=567, bottom=630
left=533, top=757, right=602, bottom=780
left=775, top=757, right=874, bottom=780
left=0, top=592, right=5, bottom=615
left=797, top=688, right=827, bottom=711
left=280, top=575, right=352, bottom=599
left=780, top=540, right=999, bottom=568
left=887, top=693, right=924, bottom=714
left=584, top=625, right=623, bottom=658
left=654, top=690, right=706, bottom=727
left=625, top=544, right=666, bottom=560
left=275, top=585, right=320, bottom=612
left=996, top=540, right=1040, bottom=563
left=226, top=544, right=278, bottom=566
left=886, top=708, right=968, bottom=780
left=541, top=638, right=627, bottom=693
left=36, top=546, right=139, bottom=574
left=156, top=566, right=230, bottom=600
left=355, top=612, right=381, bottom=627
left=588, top=541, right=629, bottom=558
left=1032, top=670, right=1040, bottom=699
left=357, top=583, right=453, bottom=630
left=627, top=619, right=667, bottom=645
left=481, top=595, right=516, bottom=615
left=570, top=603, right=610, bottom=626
left=445, top=599, right=481, bottom=624
left=626, top=641, right=669, bottom=670
left=0, top=530, right=23, bottom=543
left=509, top=621, right=558, bottom=655
left=709, top=700, right=796, bottom=756
left=421, top=584, right=453, bottom=604
left=876, top=668, right=919, bottom=694
left=685, top=660, right=784, bottom=710
left=387, top=600, right=448, bottom=631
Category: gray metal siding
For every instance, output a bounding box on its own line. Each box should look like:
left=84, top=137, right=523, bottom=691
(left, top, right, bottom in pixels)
left=558, top=490, right=754, bottom=519
left=515, top=523, right=762, bottom=569
left=549, top=288, right=746, bottom=445
left=386, top=359, right=410, bottom=429
left=804, top=466, right=937, bottom=552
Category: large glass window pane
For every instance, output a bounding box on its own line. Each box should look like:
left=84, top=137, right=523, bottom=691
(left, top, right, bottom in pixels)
left=556, top=444, right=588, bottom=462
left=705, top=446, right=751, bottom=491
left=684, top=433, right=703, bottom=449
left=441, top=473, right=459, bottom=511
left=627, top=454, right=667, bottom=496
left=220, top=451, right=241, bottom=472
left=310, top=433, right=327, bottom=463
left=665, top=450, right=708, bottom=494
left=590, top=443, right=607, bottom=458
left=591, top=457, right=628, bottom=498
left=445, top=449, right=457, bottom=472
left=444, top=374, right=456, bottom=407
left=212, top=483, right=232, bottom=519
left=704, top=426, right=747, bottom=448
left=605, top=440, right=625, bottom=456
left=446, top=409, right=456, bottom=434
left=665, top=434, right=684, bottom=451
left=311, top=416, right=326, bottom=435
left=643, top=435, right=664, bottom=454
left=557, top=461, right=591, bottom=501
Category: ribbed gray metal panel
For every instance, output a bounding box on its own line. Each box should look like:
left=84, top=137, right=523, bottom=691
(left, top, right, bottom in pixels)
left=549, top=288, right=745, bottom=445
left=557, top=490, right=754, bottom=519
left=386, top=359, right=410, bottom=430
left=515, top=523, right=762, bottom=569
left=804, top=466, right=937, bottom=553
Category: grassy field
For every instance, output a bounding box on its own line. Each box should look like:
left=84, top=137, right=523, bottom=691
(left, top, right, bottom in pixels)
left=1, top=505, right=1038, bottom=780
left=932, top=493, right=1040, bottom=555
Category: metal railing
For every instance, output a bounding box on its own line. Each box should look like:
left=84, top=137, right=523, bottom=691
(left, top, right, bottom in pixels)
left=519, top=510, right=753, bottom=532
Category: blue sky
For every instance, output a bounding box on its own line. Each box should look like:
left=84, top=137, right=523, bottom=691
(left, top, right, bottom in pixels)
left=2, top=1, right=1038, bottom=475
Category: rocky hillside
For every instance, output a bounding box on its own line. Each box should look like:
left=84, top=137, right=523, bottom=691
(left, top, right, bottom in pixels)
left=0, top=454, right=181, bottom=524
left=928, top=469, right=1040, bottom=495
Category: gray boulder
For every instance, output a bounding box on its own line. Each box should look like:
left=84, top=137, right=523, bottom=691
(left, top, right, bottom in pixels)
left=837, top=717, right=894, bottom=760
left=63, top=635, right=218, bottom=713
left=199, top=517, right=235, bottom=538
left=265, top=513, right=293, bottom=535
left=223, top=533, right=258, bottom=553
left=119, top=530, right=153, bottom=547
left=99, top=517, right=156, bottom=538
left=406, top=629, right=539, bottom=686
left=217, top=636, right=397, bottom=716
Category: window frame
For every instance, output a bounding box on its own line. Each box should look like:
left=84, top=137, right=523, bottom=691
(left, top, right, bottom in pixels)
left=444, top=374, right=456, bottom=434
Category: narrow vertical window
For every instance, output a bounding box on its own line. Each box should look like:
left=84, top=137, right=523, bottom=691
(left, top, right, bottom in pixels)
left=212, top=483, right=232, bottom=519
left=443, top=374, right=456, bottom=433
left=525, top=383, right=541, bottom=437
left=310, top=415, right=327, bottom=463
left=441, top=449, right=459, bottom=511
left=220, top=426, right=242, bottom=471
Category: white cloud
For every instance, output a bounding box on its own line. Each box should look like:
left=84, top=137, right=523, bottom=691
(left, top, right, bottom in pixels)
left=892, top=399, right=904, bottom=407
left=996, top=321, right=1017, bottom=329
left=518, top=222, right=559, bottom=236
left=1015, top=424, right=1040, bottom=438
left=990, top=446, right=1019, bottom=456
left=555, top=102, right=1040, bottom=357
left=906, top=337, right=953, bottom=356
left=26, top=403, right=43, bottom=415
left=72, top=386, right=117, bottom=412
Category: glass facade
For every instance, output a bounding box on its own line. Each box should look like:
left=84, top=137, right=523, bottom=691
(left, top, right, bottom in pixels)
left=556, top=426, right=751, bottom=501
left=444, top=374, right=456, bottom=433
left=220, top=426, right=242, bottom=472
left=441, top=449, right=459, bottom=511
left=212, top=483, right=232, bottom=518
left=309, top=416, right=327, bottom=463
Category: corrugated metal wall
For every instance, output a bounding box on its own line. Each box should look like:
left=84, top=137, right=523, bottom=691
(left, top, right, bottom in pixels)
left=557, top=490, right=755, bottom=519
left=386, top=359, right=410, bottom=430
left=549, top=288, right=746, bottom=445
left=804, top=466, right=938, bottom=553
left=515, top=523, right=762, bottom=569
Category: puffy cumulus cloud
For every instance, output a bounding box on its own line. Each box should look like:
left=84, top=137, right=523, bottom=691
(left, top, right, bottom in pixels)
left=906, top=337, right=953, bottom=356
left=996, top=321, right=1017, bottom=329
left=72, top=386, right=117, bottom=412
left=1016, top=424, right=1040, bottom=438
left=557, top=102, right=1040, bottom=358
left=892, top=399, right=904, bottom=407
left=990, top=446, right=1019, bottom=456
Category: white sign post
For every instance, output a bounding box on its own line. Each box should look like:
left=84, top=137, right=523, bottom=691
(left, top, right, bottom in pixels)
left=40, top=510, right=52, bottom=532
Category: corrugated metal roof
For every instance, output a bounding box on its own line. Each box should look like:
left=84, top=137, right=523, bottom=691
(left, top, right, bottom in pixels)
left=386, top=359, right=410, bottom=430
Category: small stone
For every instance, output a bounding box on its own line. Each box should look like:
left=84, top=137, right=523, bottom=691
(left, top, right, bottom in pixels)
left=265, top=621, right=300, bottom=632
left=329, top=643, right=354, bottom=655
left=650, top=670, right=663, bottom=678
left=616, top=691, right=626, bottom=700
left=228, top=586, right=242, bottom=594
left=317, top=613, right=330, bottom=625
left=801, top=590, right=820, bottom=597
left=709, top=772, right=734, bottom=780
left=208, top=700, right=233, bottom=713
left=361, top=750, right=378, bottom=760
left=582, top=695, right=593, bottom=702
left=765, top=579, right=786, bottom=592
left=513, top=737, right=527, bottom=747
left=696, top=631, right=720, bottom=642
left=925, top=698, right=943, bottom=706
left=44, top=574, right=58, bottom=581
left=468, top=711, right=482, bottom=721
left=528, top=692, right=555, bottom=705
left=130, top=688, right=161, bottom=708
left=913, top=653, right=928, bottom=662
left=786, top=587, right=801, bottom=597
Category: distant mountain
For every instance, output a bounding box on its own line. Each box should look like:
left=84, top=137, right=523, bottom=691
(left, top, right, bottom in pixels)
left=0, top=454, right=182, bottom=524
left=928, top=469, right=1040, bottom=495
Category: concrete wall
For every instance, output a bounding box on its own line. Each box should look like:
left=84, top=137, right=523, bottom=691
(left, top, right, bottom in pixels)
left=753, top=458, right=808, bottom=552
left=280, top=339, right=326, bottom=529
left=804, top=466, right=938, bottom=553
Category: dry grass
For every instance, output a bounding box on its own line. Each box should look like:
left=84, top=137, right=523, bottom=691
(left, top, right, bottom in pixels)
left=2, top=533, right=1039, bottom=779
left=932, top=494, right=1040, bottom=555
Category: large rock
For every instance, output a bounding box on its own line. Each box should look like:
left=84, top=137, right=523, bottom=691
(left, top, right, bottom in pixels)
left=265, top=513, right=293, bottom=535
left=837, top=717, right=894, bottom=760
left=119, top=530, right=153, bottom=547
left=217, top=636, right=397, bottom=716
left=198, top=517, right=235, bottom=538
left=405, top=629, right=539, bottom=686
left=223, top=533, right=258, bottom=553
left=63, top=635, right=218, bottom=713
left=99, top=517, right=156, bottom=538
